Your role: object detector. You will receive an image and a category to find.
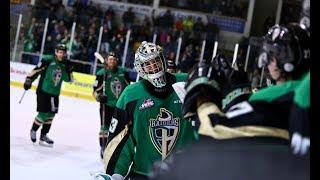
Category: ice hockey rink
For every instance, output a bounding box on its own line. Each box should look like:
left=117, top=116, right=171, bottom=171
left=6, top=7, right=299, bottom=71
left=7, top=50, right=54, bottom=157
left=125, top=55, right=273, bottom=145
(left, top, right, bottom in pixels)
left=10, top=86, right=104, bottom=180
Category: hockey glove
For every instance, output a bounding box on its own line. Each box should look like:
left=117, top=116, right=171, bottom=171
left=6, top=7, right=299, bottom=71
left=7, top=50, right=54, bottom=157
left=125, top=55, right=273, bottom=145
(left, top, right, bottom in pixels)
left=96, top=94, right=108, bottom=104
left=23, top=77, right=33, bottom=90
left=212, top=54, right=251, bottom=112
left=182, top=60, right=225, bottom=116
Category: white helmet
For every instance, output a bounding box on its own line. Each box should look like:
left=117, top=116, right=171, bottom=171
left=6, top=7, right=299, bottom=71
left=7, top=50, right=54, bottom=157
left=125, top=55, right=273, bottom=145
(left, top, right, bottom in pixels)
left=134, top=41, right=167, bottom=88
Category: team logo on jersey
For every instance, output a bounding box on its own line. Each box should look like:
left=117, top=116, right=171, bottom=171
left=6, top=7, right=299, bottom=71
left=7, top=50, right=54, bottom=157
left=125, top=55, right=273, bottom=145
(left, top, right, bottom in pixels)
left=149, top=108, right=180, bottom=158
left=52, top=67, right=62, bottom=86
left=139, top=99, right=155, bottom=110
left=110, top=77, right=123, bottom=98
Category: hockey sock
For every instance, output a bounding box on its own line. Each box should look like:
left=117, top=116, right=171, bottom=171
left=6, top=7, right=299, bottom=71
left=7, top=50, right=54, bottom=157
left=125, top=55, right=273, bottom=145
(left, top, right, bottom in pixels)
left=40, top=123, right=52, bottom=135
left=31, top=119, right=42, bottom=131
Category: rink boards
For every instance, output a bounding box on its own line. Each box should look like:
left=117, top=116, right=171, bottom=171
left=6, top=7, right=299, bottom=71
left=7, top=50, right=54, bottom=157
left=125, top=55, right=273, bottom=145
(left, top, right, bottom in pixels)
left=10, top=61, right=96, bottom=101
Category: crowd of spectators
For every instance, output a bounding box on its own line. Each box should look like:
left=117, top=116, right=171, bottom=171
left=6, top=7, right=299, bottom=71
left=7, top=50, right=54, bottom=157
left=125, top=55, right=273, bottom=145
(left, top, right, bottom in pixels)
left=114, top=0, right=249, bottom=19
left=160, top=0, right=249, bottom=19
left=17, top=0, right=225, bottom=74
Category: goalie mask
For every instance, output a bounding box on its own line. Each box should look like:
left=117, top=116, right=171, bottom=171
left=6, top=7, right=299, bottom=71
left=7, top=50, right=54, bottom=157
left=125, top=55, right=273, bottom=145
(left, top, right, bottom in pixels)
left=258, top=23, right=310, bottom=79
left=134, top=41, right=167, bottom=88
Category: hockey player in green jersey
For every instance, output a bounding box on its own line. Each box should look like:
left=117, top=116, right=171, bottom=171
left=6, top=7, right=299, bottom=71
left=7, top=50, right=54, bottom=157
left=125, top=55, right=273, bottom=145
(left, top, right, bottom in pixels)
left=93, top=52, right=131, bottom=159
left=24, top=44, right=73, bottom=147
left=92, top=41, right=197, bottom=180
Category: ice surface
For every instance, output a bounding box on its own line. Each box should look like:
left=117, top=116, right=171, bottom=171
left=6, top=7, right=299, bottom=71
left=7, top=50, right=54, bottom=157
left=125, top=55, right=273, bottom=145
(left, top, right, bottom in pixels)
left=10, top=86, right=104, bottom=180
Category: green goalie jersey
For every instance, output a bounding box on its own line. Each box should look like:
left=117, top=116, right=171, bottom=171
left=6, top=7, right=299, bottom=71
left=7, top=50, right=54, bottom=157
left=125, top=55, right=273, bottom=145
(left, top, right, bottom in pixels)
left=103, top=73, right=197, bottom=177
left=27, top=55, right=72, bottom=96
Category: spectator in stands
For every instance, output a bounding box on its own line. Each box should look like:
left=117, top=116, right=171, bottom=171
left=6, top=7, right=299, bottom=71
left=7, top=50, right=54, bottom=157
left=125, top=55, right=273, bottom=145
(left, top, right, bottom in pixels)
left=58, top=20, right=67, bottom=35
left=54, top=33, right=62, bottom=45
left=78, top=24, right=88, bottom=45
left=150, top=9, right=159, bottom=27
left=183, top=16, right=194, bottom=31
left=193, top=17, right=205, bottom=32
left=122, top=7, right=135, bottom=29
left=56, top=4, right=67, bottom=21
left=87, top=26, right=98, bottom=71
left=22, top=34, right=36, bottom=64
left=48, top=6, right=57, bottom=21
left=110, top=33, right=125, bottom=59
left=104, top=14, right=116, bottom=33
left=163, top=34, right=177, bottom=58
left=159, top=30, right=168, bottom=45
left=138, top=16, right=151, bottom=41
left=105, top=6, right=115, bottom=20
left=87, top=1, right=97, bottom=18
left=206, top=20, right=219, bottom=42
left=72, top=35, right=83, bottom=59
left=175, top=16, right=184, bottom=31
left=193, top=17, right=205, bottom=40
left=25, top=17, right=37, bottom=38
left=101, top=25, right=112, bottom=54
left=115, top=23, right=127, bottom=38
left=160, top=10, right=174, bottom=29
left=95, top=4, right=104, bottom=19
left=179, top=43, right=196, bottom=72
left=49, top=22, right=60, bottom=38
left=44, top=35, right=55, bottom=54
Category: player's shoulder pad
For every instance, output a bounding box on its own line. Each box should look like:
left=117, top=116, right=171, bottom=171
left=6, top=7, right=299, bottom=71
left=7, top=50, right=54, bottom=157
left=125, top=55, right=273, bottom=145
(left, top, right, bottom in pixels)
left=115, top=81, right=145, bottom=109
left=36, top=55, right=54, bottom=67
left=96, top=68, right=106, bottom=76
left=174, top=72, right=188, bottom=82
left=249, top=80, right=301, bottom=103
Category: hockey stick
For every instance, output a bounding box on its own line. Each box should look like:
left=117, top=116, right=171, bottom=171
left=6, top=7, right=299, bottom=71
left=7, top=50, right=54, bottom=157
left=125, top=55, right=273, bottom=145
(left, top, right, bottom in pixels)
left=18, top=90, right=27, bottom=104
left=96, top=51, right=107, bottom=155
left=94, top=52, right=105, bottom=64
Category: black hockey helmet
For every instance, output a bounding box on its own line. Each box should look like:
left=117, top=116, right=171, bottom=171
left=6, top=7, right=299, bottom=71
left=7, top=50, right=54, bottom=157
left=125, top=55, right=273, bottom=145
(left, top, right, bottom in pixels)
left=55, top=43, right=67, bottom=52
left=106, top=51, right=118, bottom=61
left=258, top=23, right=310, bottom=79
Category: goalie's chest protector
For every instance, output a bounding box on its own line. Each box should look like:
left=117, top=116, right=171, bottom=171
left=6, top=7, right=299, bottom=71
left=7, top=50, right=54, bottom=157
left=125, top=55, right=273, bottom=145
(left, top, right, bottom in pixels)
left=130, top=86, right=195, bottom=166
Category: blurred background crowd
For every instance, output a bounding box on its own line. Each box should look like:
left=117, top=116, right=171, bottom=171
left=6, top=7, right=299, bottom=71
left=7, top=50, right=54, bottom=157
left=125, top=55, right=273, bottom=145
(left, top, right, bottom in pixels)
left=10, top=0, right=303, bottom=88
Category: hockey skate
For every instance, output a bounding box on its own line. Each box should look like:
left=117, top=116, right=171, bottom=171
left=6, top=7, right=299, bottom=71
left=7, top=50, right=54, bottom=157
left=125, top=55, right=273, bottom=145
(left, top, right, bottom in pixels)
left=39, top=134, right=54, bottom=147
left=30, top=130, right=37, bottom=143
